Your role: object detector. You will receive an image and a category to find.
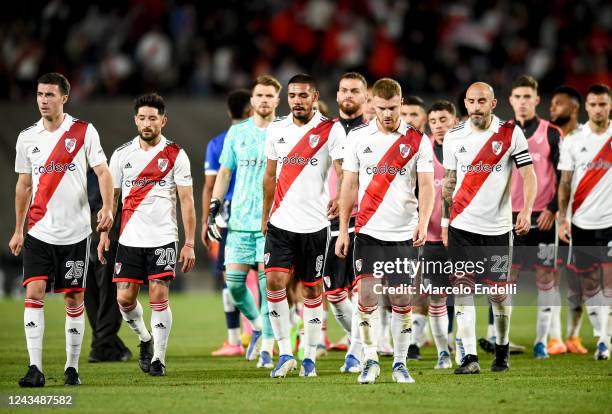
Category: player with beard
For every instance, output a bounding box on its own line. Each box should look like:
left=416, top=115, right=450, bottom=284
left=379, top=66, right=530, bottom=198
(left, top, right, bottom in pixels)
left=100, top=93, right=196, bottom=377
left=263, top=74, right=344, bottom=378
left=442, top=82, right=537, bottom=374
left=558, top=83, right=612, bottom=361
left=549, top=85, right=589, bottom=355
left=323, top=72, right=369, bottom=373
left=207, top=75, right=282, bottom=368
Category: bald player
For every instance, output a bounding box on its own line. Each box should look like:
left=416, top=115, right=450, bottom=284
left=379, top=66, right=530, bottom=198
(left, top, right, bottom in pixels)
left=442, top=82, right=537, bottom=374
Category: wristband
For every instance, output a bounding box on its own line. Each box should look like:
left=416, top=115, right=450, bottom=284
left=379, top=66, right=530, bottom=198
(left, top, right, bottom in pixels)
left=184, top=242, right=194, bottom=248
left=440, top=218, right=449, bottom=228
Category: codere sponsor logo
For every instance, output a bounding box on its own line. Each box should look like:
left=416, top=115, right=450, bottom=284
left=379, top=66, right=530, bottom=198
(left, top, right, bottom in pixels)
left=124, top=177, right=167, bottom=188
left=33, top=161, right=76, bottom=175
left=366, top=162, right=407, bottom=176
left=278, top=154, right=318, bottom=166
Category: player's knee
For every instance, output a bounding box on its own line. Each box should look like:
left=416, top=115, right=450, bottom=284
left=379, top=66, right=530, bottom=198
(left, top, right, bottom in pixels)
left=226, top=279, right=247, bottom=300
left=117, top=295, right=136, bottom=309
left=63, top=292, right=83, bottom=308
left=25, top=281, right=46, bottom=301
left=302, top=283, right=322, bottom=299
left=265, top=272, right=285, bottom=291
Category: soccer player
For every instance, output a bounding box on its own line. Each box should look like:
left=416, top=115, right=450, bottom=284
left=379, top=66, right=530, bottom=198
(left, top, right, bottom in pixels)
left=324, top=72, right=369, bottom=373
left=202, top=90, right=252, bottom=356
left=11, top=72, right=114, bottom=387
left=99, top=93, right=196, bottom=376
left=508, top=75, right=563, bottom=359
left=207, top=75, right=282, bottom=368
left=442, top=82, right=537, bottom=374
left=550, top=85, right=588, bottom=354
left=425, top=100, right=459, bottom=369
left=262, top=74, right=343, bottom=378
left=336, top=78, right=435, bottom=384
left=363, top=86, right=376, bottom=121
left=401, top=95, right=428, bottom=132
left=557, top=83, right=611, bottom=360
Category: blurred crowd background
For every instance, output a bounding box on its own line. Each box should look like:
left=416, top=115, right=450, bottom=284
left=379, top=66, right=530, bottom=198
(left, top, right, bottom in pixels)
left=2, top=0, right=611, bottom=101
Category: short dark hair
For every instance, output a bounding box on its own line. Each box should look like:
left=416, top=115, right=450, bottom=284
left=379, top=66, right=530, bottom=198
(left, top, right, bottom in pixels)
left=37, top=72, right=70, bottom=96
left=134, top=93, right=166, bottom=115
left=372, top=78, right=401, bottom=100
left=586, top=83, right=612, bottom=99
left=226, top=89, right=252, bottom=120
left=339, top=72, right=367, bottom=88
left=552, top=85, right=582, bottom=106
left=427, top=100, right=457, bottom=117
left=404, top=95, right=425, bottom=109
left=512, top=75, right=538, bottom=92
left=288, top=73, right=317, bottom=90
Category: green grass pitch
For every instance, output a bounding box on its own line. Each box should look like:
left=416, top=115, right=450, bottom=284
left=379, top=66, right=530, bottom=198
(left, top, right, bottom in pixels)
left=0, top=293, right=610, bottom=413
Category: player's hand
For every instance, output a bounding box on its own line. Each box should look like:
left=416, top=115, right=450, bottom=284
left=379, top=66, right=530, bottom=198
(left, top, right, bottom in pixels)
left=536, top=209, right=555, bottom=231
left=441, top=226, right=448, bottom=247
left=201, top=225, right=212, bottom=250
left=96, top=207, right=114, bottom=232
left=261, top=217, right=269, bottom=236
left=179, top=243, right=196, bottom=273
left=515, top=209, right=531, bottom=235
left=558, top=217, right=571, bottom=243
left=207, top=198, right=223, bottom=242
left=335, top=231, right=350, bottom=258
left=327, top=198, right=339, bottom=220
left=97, top=233, right=110, bottom=264
left=9, top=231, right=24, bottom=256
left=412, top=223, right=427, bottom=247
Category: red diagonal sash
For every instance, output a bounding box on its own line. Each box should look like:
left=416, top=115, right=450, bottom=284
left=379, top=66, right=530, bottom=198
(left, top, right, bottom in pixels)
left=28, top=121, right=88, bottom=230
left=120, top=143, right=181, bottom=235
left=270, top=119, right=335, bottom=216
left=572, top=136, right=612, bottom=214
left=355, top=130, right=422, bottom=233
left=450, top=123, right=514, bottom=222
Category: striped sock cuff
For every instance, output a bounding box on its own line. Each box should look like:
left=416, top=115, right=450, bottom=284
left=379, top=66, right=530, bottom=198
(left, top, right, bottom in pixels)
left=119, top=302, right=137, bottom=313
left=391, top=304, right=412, bottom=314
left=326, top=290, right=348, bottom=304
left=266, top=289, right=286, bottom=303
left=303, top=295, right=323, bottom=308
left=226, top=269, right=248, bottom=283
left=357, top=302, right=377, bottom=313
left=66, top=303, right=84, bottom=317
left=150, top=300, right=169, bottom=312
left=428, top=304, right=448, bottom=317
left=24, top=299, right=44, bottom=309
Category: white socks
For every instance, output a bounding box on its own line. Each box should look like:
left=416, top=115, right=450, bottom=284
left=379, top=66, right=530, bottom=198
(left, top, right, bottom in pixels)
left=391, top=306, right=412, bottom=365
left=150, top=300, right=172, bottom=365
left=303, top=295, right=323, bottom=361
left=24, top=299, right=45, bottom=371
left=491, top=296, right=512, bottom=346
left=327, top=290, right=353, bottom=334
left=429, top=302, right=449, bottom=355
left=119, top=300, right=152, bottom=342
left=65, top=303, right=85, bottom=371
left=455, top=295, right=476, bottom=355
left=358, top=303, right=380, bottom=361
left=267, top=289, right=292, bottom=356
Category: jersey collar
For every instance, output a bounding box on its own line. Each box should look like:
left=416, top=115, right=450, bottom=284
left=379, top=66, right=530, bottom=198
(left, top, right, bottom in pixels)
left=35, top=113, right=73, bottom=134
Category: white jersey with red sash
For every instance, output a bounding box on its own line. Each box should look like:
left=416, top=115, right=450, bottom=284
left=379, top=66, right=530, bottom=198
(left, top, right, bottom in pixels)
left=109, top=136, right=192, bottom=247
left=343, top=120, right=434, bottom=241
left=443, top=116, right=531, bottom=235
left=558, top=122, right=612, bottom=229
left=428, top=137, right=445, bottom=242
left=265, top=112, right=342, bottom=233
left=511, top=118, right=558, bottom=212
left=15, top=114, right=107, bottom=245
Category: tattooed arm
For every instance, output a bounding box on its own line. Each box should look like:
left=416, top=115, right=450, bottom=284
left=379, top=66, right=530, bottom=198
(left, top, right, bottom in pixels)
left=441, top=169, right=457, bottom=246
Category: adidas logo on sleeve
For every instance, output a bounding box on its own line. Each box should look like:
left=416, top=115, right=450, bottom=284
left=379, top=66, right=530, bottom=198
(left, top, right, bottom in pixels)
left=363, top=146, right=373, bottom=154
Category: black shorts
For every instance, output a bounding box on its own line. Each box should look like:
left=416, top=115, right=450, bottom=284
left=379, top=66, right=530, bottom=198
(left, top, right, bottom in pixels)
left=422, top=241, right=451, bottom=289
left=353, top=233, right=418, bottom=286
left=263, top=223, right=330, bottom=286
left=22, top=234, right=91, bottom=293
left=568, top=224, right=612, bottom=273
left=112, top=241, right=178, bottom=284
left=447, top=226, right=512, bottom=286
left=323, top=232, right=355, bottom=294
left=512, top=212, right=557, bottom=271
